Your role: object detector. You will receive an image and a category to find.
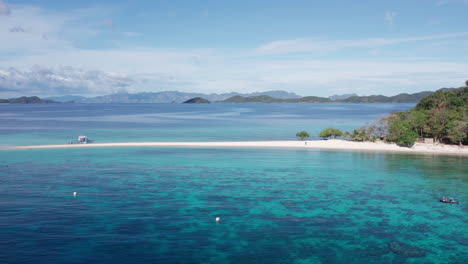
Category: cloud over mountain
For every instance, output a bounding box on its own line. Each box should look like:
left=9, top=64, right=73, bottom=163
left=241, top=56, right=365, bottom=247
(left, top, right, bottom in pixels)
left=0, top=66, right=136, bottom=96
left=0, top=0, right=10, bottom=16
left=0, top=1, right=467, bottom=97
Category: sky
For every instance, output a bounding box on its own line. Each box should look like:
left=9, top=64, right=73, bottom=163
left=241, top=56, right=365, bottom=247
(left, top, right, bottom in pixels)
left=0, top=0, right=467, bottom=97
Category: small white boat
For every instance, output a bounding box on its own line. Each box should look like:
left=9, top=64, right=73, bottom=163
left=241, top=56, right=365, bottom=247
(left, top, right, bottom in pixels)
left=78, top=135, right=89, bottom=144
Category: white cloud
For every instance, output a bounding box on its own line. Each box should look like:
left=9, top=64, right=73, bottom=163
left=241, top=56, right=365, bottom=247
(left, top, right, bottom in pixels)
left=0, top=66, right=136, bottom=95
left=9, top=25, right=25, bottom=33
left=122, top=31, right=141, bottom=37
left=0, top=2, right=467, bottom=97
left=384, top=11, right=397, bottom=25
left=0, top=0, right=10, bottom=16
left=436, top=0, right=468, bottom=6
left=255, top=32, right=468, bottom=54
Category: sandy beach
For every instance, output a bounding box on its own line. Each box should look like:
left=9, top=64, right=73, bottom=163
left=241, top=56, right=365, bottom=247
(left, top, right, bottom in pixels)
left=2, top=140, right=467, bottom=155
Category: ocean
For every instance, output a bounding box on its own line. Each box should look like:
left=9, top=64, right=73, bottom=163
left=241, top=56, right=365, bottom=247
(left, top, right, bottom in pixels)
left=0, top=103, right=466, bottom=263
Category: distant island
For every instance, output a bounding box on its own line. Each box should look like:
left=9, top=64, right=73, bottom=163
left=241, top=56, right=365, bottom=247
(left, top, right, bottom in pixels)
left=3, top=84, right=466, bottom=155
left=0, top=96, right=60, bottom=104
left=183, top=97, right=210, bottom=104
left=47, top=90, right=301, bottom=103
left=219, top=91, right=434, bottom=103
left=2, top=88, right=453, bottom=104
left=220, top=95, right=331, bottom=103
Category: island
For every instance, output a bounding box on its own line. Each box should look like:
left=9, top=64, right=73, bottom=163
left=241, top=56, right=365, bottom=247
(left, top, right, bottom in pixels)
left=316, top=85, right=467, bottom=147
left=2, top=83, right=466, bottom=155
left=183, top=97, right=211, bottom=104
left=219, top=91, right=435, bottom=103
left=0, top=96, right=61, bottom=104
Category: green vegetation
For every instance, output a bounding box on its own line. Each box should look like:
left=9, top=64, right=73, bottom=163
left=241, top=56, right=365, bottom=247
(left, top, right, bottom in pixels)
left=340, top=91, right=433, bottom=103
left=319, top=85, right=468, bottom=147
left=183, top=97, right=210, bottom=104
left=0, top=96, right=60, bottom=104
left=319, top=128, right=343, bottom=139
left=220, top=91, right=435, bottom=103
left=296, top=131, right=310, bottom=140
left=345, top=128, right=377, bottom=142
left=410, top=86, right=467, bottom=145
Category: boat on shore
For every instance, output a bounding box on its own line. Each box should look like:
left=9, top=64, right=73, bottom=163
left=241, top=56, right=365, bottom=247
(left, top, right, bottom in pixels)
left=70, top=136, right=94, bottom=144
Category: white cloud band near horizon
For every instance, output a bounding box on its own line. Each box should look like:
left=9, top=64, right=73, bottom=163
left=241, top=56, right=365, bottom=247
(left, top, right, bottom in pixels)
left=0, top=1, right=467, bottom=98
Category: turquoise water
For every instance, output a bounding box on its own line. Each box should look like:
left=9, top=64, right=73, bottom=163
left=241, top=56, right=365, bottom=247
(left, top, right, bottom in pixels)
left=0, top=103, right=467, bottom=263
left=0, top=103, right=413, bottom=145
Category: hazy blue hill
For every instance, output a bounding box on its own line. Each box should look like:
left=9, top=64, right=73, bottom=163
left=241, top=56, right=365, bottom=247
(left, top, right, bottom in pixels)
left=0, top=96, right=60, bottom=104
left=221, top=95, right=280, bottom=103
left=221, top=91, right=434, bottom=103
left=329, top=93, right=358, bottom=100
left=291, top=96, right=332, bottom=103
left=183, top=97, right=210, bottom=104
left=45, top=95, right=88, bottom=102
left=221, top=95, right=332, bottom=103
left=342, top=95, right=390, bottom=103
left=340, top=91, right=433, bottom=103
left=74, top=90, right=300, bottom=103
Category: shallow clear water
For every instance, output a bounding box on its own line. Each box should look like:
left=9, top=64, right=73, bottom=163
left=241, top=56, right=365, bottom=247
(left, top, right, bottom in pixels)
left=0, top=103, right=467, bottom=264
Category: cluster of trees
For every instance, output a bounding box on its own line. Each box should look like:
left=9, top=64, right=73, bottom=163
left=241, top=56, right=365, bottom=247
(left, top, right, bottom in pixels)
left=296, top=131, right=310, bottom=140
left=317, top=127, right=380, bottom=142
left=394, top=86, right=467, bottom=145
left=311, top=85, right=467, bottom=147
left=319, top=128, right=343, bottom=139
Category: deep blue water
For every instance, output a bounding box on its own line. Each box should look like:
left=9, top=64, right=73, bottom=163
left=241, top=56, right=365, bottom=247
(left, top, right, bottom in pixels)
left=0, top=103, right=467, bottom=264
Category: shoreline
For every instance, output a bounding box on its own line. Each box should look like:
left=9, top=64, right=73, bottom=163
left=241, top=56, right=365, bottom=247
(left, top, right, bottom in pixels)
left=1, top=140, right=467, bottom=156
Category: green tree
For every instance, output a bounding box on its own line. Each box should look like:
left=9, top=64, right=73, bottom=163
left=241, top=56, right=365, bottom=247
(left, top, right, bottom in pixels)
left=447, top=120, right=467, bottom=145
left=319, top=128, right=343, bottom=139
left=342, top=131, right=351, bottom=139
left=386, top=118, right=418, bottom=147
left=408, top=110, right=428, bottom=138
left=349, top=128, right=370, bottom=141
left=465, top=80, right=468, bottom=87
left=296, top=131, right=310, bottom=140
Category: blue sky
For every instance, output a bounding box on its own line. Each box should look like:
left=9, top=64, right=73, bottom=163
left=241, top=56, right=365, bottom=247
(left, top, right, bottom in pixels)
left=0, top=0, right=467, bottom=97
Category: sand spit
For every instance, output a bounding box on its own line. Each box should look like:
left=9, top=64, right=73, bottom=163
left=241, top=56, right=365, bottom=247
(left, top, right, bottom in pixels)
left=2, top=140, right=467, bottom=156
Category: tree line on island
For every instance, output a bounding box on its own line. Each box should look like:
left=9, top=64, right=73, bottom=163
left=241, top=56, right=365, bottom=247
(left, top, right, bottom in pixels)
left=0, top=88, right=448, bottom=104
left=0, top=96, right=60, bottom=104
left=219, top=91, right=434, bottom=103
left=296, top=84, right=468, bottom=147
left=178, top=89, right=441, bottom=104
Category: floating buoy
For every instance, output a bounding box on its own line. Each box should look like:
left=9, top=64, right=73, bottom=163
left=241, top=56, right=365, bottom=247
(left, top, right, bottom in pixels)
left=73, top=192, right=77, bottom=197
left=216, top=217, right=220, bottom=223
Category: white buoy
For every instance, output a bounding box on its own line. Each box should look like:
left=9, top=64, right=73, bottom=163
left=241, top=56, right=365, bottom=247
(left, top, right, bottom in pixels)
left=73, top=192, right=77, bottom=197
left=215, top=217, right=220, bottom=223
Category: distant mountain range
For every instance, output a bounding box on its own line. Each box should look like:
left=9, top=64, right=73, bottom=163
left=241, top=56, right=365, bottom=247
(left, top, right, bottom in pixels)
left=7, top=89, right=440, bottom=104
left=329, top=93, right=358, bottom=100
left=219, top=91, right=436, bottom=103
left=46, top=90, right=301, bottom=103
left=340, top=91, right=434, bottom=103
left=0, top=96, right=60, bottom=104
left=220, top=95, right=331, bottom=103
left=45, top=95, right=88, bottom=102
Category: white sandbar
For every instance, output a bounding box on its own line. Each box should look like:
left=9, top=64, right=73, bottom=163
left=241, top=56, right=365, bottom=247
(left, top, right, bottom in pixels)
left=2, top=140, right=467, bottom=155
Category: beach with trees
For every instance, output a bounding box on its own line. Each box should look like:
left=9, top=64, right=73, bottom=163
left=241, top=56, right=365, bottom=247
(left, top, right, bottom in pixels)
left=319, top=85, right=467, bottom=147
